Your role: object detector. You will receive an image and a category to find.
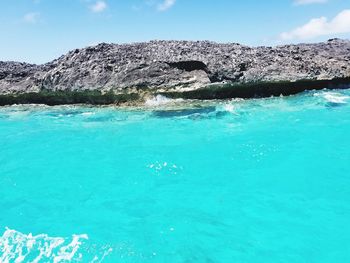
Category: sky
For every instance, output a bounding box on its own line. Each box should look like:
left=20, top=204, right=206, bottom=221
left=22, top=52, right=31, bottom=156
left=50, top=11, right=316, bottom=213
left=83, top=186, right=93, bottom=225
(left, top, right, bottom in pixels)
left=0, top=0, right=349, bottom=64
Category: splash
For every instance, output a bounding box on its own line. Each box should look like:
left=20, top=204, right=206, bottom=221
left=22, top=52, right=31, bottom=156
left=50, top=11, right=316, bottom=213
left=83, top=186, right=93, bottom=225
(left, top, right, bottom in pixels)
left=222, top=103, right=235, bottom=113
left=0, top=228, right=88, bottom=263
left=216, top=99, right=243, bottom=115
left=145, top=95, right=183, bottom=107
left=315, top=92, right=349, bottom=104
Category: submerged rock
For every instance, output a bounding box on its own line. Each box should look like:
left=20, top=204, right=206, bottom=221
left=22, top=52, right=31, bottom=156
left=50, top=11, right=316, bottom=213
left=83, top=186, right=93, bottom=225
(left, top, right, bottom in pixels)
left=1, top=39, right=350, bottom=105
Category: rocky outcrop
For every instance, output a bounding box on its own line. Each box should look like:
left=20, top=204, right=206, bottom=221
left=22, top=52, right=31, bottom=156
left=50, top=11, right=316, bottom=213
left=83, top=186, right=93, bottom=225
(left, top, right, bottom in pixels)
left=1, top=38, right=350, bottom=105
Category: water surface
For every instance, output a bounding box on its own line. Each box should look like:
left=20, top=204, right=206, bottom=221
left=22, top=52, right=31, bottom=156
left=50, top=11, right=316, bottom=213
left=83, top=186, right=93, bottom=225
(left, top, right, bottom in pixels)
left=0, top=90, right=350, bottom=262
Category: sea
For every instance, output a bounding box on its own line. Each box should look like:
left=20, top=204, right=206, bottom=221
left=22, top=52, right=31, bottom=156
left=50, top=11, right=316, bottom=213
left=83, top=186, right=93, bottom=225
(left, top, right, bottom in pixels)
left=0, top=89, right=350, bottom=262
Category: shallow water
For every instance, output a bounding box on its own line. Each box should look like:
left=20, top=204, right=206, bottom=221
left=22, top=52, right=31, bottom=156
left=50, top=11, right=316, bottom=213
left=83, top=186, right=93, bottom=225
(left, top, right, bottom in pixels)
left=0, top=90, right=350, bottom=262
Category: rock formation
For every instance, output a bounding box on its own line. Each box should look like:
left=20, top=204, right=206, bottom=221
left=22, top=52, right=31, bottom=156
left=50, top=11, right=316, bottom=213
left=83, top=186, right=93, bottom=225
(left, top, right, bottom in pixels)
left=1, top=38, right=350, bottom=105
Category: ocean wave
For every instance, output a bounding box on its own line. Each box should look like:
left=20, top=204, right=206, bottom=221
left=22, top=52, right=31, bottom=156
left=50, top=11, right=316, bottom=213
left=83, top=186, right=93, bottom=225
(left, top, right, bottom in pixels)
left=222, top=103, right=235, bottom=113
left=145, top=95, right=183, bottom=107
left=81, top=112, right=95, bottom=116
left=214, top=99, right=245, bottom=117
left=0, top=228, right=89, bottom=263
left=314, top=92, right=349, bottom=105
left=0, top=109, right=31, bottom=120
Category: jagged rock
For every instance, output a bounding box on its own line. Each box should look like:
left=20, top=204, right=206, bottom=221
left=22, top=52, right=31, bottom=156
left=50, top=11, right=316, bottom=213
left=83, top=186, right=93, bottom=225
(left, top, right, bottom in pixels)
left=1, top=39, right=350, bottom=104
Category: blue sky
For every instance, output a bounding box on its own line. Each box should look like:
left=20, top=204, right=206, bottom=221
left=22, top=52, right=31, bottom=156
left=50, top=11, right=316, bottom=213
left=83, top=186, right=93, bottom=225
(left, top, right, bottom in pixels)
left=0, top=0, right=349, bottom=64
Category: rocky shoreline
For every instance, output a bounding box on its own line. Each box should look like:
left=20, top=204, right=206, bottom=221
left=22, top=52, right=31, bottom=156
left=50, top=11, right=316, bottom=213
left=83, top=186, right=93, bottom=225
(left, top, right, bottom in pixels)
left=1, top=39, right=350, bottom=105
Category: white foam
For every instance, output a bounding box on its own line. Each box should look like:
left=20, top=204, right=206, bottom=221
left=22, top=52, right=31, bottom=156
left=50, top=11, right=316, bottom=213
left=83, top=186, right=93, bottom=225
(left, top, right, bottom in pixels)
left=81, top=112, right=95, bottom=116
left=315, top=92, right=349, bottom=104
left=145, top=95, right=183, bottom=107
left=220, top=100, right=243, bottom=114
left=223, top=104, right=235, bottom=113
left=0, top=228, right=88, bottom=263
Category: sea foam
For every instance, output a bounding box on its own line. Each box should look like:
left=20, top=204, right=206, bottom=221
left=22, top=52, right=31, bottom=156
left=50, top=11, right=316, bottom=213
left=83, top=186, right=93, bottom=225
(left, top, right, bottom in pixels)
left=0, top=228, right=88, bottom=263
left=145, top=95, right=183, bottom=107
left=314, top=91, right=349, bottom=104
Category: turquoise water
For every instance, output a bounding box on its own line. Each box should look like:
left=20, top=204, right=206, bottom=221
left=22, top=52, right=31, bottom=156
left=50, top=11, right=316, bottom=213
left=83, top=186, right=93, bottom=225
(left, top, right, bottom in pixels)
left=0, top=89, right=350, bottom=262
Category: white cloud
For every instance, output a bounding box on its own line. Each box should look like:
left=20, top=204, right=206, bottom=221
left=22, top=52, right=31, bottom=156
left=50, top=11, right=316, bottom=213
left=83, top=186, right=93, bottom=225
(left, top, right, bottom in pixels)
left=294, top=0, right=327, bottom=5
left=90, top=1, right=107, bottom=13
left=23, top=12, right=40, bottom=24
left=280, top=9, right=350, bottom=40
left=157, top=0, right=176, bottom=11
